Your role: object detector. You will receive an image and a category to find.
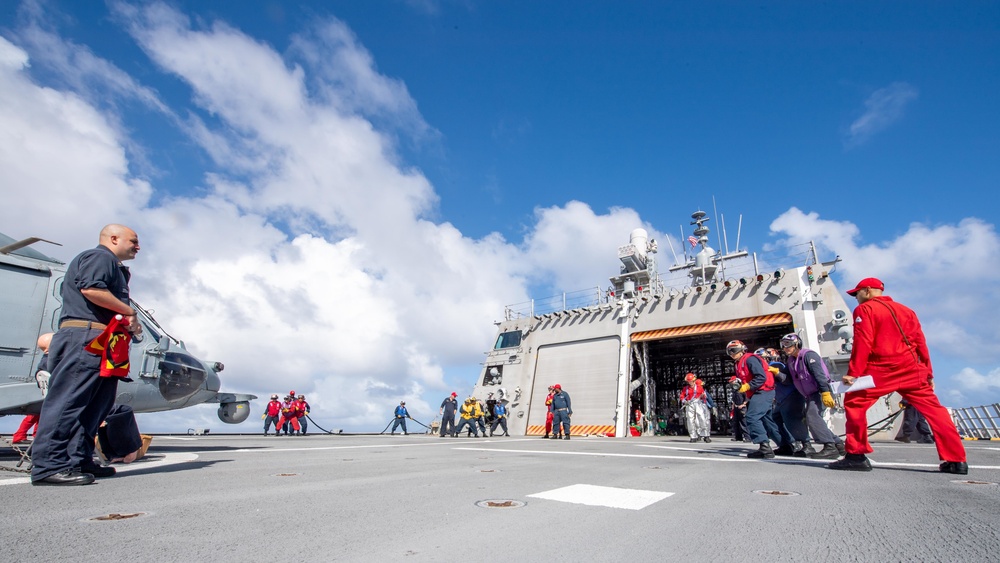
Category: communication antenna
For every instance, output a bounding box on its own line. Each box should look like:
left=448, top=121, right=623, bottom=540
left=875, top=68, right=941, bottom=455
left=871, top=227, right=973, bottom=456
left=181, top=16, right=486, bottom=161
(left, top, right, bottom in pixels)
left=735, top=215, right=743, bottom=253
left=679, top=225, right=688, bottom=262
left=712, top=196, right=723, bottom=255
left=664, top=234, right=680, bottom=266
left=721, top=213, right=730, bottom=255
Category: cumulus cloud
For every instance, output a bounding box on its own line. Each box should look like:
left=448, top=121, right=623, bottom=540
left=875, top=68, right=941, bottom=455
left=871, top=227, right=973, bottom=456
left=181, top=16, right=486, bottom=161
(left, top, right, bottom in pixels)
left=845, top=82, right=919, bottom=147
left=0, top=3, right=535, bottom=431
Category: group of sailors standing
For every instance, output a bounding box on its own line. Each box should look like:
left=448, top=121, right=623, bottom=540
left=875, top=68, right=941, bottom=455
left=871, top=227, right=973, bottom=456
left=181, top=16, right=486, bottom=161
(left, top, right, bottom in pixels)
left=263, top=391, right=311, bottom=436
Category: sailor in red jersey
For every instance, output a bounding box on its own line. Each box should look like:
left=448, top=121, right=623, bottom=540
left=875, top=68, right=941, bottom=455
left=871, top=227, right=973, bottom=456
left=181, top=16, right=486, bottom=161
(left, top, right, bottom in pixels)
left=544, top=386, right=555, bottom=438
left=263, top=394, right=282, bottom=436
left=728, top=340, right=780, bottom=459
left=679, top=373, right=711, bottom=443
left=828, top=278, right=967, bottom=474
left=278, top=395, right=301, bottom=436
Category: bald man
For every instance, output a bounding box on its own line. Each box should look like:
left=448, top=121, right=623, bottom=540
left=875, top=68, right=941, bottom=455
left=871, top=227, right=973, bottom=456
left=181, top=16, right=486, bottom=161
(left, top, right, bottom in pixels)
left=31, top=224, right=142, bottom=486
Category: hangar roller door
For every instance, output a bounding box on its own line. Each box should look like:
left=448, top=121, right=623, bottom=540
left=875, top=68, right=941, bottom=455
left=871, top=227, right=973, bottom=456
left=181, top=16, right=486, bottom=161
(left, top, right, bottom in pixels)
left=527, top=337, right=620, bottom=436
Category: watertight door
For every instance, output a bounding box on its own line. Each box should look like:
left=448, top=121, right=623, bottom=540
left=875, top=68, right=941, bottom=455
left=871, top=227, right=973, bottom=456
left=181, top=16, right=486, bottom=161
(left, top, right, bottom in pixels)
left=527, top=337, right=620, bottom=436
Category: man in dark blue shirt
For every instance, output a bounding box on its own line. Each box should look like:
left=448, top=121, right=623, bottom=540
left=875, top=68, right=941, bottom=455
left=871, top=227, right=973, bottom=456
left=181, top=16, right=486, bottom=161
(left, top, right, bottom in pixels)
left=391, top=401, right=410, bottom=435
left=31, top=224, right=142, bottom=486
left=550, top=384, right=572, bottom=439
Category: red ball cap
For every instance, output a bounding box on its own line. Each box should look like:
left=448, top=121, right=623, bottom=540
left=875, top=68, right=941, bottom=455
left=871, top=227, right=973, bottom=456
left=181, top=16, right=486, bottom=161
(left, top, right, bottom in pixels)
left=847, top=277, right=884, bottom=296
left=553, top=384, right=562, bottom=390
left=451, top=392, right=457, bottom=397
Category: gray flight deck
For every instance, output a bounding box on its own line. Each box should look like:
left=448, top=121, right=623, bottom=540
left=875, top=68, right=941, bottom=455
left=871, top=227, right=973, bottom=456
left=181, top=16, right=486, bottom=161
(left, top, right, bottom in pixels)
left=3, top=433, right=999, bottom=561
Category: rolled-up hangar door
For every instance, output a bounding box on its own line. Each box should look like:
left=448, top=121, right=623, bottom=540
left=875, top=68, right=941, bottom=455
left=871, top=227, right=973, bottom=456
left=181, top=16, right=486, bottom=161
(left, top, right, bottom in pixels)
left=526, top=337, right=620, bottom=436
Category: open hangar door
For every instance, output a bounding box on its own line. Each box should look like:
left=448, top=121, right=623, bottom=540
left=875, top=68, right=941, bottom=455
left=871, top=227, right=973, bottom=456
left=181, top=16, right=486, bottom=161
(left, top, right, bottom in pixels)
left=630, top=313, right=793, bottom=436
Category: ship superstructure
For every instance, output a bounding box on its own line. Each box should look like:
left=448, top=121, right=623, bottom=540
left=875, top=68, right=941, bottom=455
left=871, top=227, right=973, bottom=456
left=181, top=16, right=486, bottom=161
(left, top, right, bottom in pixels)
left=473, top=210, right=874, bottom=438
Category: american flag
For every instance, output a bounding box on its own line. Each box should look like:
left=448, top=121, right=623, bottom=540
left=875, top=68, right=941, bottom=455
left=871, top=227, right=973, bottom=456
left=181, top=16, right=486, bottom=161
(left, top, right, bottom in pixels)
left=687, top=236, right=698, bottom=248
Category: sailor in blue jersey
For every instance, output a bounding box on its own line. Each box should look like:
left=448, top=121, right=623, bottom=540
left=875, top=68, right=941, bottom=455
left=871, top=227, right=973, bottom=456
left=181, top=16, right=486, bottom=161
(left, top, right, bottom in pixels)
left=391, top=401, right=410, bottom=435
left=490, top=401, right=510, bottom=436
left=760, top=348, right=811, bottom=457
left=31, top=224, right=142, bottom=486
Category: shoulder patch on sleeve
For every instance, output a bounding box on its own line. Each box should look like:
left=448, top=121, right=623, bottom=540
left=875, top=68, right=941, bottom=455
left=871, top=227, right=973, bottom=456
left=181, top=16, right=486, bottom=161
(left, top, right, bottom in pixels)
left=855, top=316, right=863, bottom=324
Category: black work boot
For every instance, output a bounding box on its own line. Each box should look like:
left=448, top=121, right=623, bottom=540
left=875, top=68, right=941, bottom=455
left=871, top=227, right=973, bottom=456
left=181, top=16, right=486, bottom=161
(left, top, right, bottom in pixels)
left=563, top=435, right=570, bottom=440
left=939, top=461, right=968, bottom=475
left=793, top=441, right=813, bottom=458
left=812, top=443, right=841, bottom=459
left=703, top=436, right=711, bottom=443
left=747, top=443, right=775, bottom=459
left=827, top=453, right=872, bottom=471
left=544, top=433, right=549, bottom=439
left=835, top=442, right=846, bottom=456
left=773, top=444, right=795, bottom=456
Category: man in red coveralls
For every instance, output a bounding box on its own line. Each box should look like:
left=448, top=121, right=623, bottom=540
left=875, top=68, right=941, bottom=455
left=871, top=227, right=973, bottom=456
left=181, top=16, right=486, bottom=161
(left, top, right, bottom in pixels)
left=827, top=278, right=967, bottom=474
left=543, top=386, right=555, bottom=438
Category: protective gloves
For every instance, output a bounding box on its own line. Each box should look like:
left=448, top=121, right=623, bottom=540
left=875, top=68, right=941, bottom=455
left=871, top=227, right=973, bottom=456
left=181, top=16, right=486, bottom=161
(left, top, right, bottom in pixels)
left=738, top=383, right=751, bottom=394
left=821, top=391, right=836, bottom=409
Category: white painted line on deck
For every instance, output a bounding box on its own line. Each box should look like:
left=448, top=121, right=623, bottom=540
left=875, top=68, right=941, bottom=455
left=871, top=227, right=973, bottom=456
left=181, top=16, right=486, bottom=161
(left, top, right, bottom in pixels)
left=528, top=483, right=673, bottom=510
left=461, top=446, right=1000, bottom=471
left=455, top=446, right=748, bottom=462
left=196, top=439, right=505, bottom=455
left=0, top=452, right=199, bottom=486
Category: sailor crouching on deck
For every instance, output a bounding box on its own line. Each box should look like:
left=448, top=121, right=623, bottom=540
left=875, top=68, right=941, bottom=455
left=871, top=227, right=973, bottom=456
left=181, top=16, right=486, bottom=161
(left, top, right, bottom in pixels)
left=680, top=373, right=711, bottom=443
left=454, top=397, right=480, bottom=437
left=31, top=224, right=142, bottom=486
left=549, top=384, right=572, bottom=439
left=727, top=340, right=780, bottom=459
left=827, top=278, right=967, bottom=474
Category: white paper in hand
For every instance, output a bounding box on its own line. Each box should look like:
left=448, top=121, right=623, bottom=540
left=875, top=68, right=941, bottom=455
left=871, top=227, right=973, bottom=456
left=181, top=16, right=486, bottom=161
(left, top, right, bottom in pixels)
left=831, top=375, right=875, bottom=395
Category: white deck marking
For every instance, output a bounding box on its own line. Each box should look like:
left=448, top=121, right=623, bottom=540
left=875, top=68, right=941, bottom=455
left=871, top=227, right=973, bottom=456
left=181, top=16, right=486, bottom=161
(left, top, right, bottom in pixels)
left=459, top=445, right=1000, bottom=471
left=528, top=483, right=673, bottom=510
left=0, top=452, right=199, bottom=486
left=456, top=446, right=750, bottom=462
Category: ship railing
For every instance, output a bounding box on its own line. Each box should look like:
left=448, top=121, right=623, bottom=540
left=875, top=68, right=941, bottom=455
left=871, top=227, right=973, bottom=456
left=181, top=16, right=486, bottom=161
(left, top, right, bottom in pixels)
left=504, top=287, right=605, bottom=320
left=952, top=403, right=1000, bottom=440
left=503, top=241, right=832, bottom=318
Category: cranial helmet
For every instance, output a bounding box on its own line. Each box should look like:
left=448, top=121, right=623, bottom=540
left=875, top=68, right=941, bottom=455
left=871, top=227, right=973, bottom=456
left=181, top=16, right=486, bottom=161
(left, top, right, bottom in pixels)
left=684, top=373, right=696, bottom=382
left=780, top=333, right=803, bottom=349
left=753, top=347, right=769, bottom=358
left=728, top=376, right=742, bottom=389
left=726, top=340, right=747, bottom=355
left=271, top=394, right=278, bottom=399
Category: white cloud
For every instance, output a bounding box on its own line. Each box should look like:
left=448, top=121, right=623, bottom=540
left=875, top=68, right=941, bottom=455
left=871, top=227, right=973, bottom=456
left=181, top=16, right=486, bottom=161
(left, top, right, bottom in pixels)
left=845, top=82, right=918, bottom=147
left=524, top=201, right=663, bottom=293
left=0, top=4, right=534, bottom=432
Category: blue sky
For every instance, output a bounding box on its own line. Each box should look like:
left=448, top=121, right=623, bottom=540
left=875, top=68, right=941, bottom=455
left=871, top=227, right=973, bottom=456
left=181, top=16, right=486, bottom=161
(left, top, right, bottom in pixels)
left=1, top=1, right=998, bottom=433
